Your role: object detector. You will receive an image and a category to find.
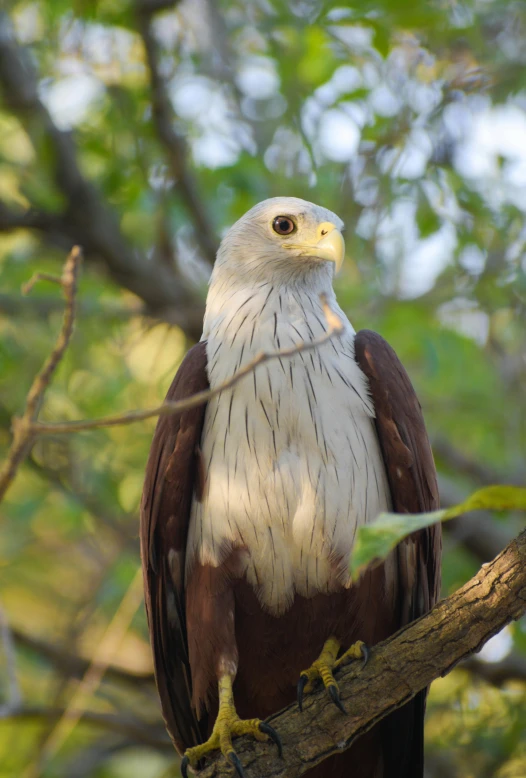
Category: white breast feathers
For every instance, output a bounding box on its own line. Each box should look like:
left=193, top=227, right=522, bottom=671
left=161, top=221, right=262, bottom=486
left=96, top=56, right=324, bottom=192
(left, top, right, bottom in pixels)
left=186, top=280, right=391, bottom=615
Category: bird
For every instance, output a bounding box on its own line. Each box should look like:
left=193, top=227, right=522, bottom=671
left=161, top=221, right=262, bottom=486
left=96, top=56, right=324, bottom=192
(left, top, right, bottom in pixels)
left=140, top=197, right=441, bottom=778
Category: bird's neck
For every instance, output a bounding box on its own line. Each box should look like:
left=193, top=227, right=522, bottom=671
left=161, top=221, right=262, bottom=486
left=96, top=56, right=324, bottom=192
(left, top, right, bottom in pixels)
left=202, top=269, right=349, bottom=385
left=204, top=264, right=337, bottom=340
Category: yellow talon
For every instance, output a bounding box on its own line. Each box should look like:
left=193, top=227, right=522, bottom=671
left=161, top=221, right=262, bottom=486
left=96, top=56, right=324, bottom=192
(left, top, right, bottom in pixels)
left=334, top=639, right=367, bottom=670
left=181, top=675, right=282, bottom=778
left=298, top=637, right=368, bottom=713
left=300, top=635, right=340, bottom=694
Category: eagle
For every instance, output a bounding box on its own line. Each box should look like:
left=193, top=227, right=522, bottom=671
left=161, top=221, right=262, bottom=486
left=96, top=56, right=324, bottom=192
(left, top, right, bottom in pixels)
left=141, top=197, right=441, bottom=778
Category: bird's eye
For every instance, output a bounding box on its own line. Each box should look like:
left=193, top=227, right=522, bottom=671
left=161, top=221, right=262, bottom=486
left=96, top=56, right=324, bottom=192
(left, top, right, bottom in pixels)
left=272, top=216, right=296, bottom=235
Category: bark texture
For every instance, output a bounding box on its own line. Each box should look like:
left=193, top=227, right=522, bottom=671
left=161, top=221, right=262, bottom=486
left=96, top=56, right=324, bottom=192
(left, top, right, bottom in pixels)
left=196, top=529, right=526, bottom=778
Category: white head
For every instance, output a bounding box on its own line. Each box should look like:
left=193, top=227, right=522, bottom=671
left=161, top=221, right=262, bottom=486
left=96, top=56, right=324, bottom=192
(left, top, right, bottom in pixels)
left=212, top=197, right=345, bottom=288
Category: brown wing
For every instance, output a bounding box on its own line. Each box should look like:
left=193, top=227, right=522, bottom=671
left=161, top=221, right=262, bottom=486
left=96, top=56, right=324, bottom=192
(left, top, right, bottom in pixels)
left=140, top=341, right=209, bottom=753
left=354, top=329, right=442, bottom=778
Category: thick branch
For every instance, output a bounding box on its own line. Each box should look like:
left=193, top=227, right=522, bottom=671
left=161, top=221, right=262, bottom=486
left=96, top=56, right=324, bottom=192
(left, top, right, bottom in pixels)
left=2, top=706, right=170, bottom=751
left=137, top=2, right=218, bottom=266
left=461, top=652, right=526, bottom=687
left=434, top=436, right=526, bottom=487
left=0, top=201, right=67, bottom=235
left=137, top=0, right=182, bottom=12
left=12, top=629, right=154, bottom=690
left=196, top=529, right=526, bottom=778
left=0, top=604, right=21, bottom=715
left=0, top=292, right=139, bottom=321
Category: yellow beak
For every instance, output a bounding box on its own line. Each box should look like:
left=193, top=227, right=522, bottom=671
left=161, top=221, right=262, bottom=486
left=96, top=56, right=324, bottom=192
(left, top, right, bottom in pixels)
left=286, top=223, right=345, bottom=274
left=312, top=227, right=345, bottom=274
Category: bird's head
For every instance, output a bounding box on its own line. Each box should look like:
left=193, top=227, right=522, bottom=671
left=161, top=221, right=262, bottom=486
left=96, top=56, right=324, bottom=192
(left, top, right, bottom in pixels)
left=213, top=197, right=345, bottom=286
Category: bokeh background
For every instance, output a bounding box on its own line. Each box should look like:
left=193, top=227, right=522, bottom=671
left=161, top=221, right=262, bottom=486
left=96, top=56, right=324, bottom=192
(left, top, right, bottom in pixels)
left=0, top=1, right=525, bottom=776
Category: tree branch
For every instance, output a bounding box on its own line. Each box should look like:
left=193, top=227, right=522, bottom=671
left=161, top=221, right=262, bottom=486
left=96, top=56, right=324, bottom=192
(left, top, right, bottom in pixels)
left=0, top=15, right=205, bottom=336
left=12, top=628, right=154, bottom=690
left=1, top=706, right=170, bottom=751
left=0, top=201, right=67, bottom=235
left=0, top=292, right=140, bottom=321
left=136, top=1, right=218, bottom=266
left=0, top=603, right=22, bottom=715
left=433, top=435, right=526, bottom=487
left=137, top=0, right=182, bottom=12
left=460, top=652, right=526, bottom=687
left=0, top=246, right=82, bottom=503
left=26, top=295, right=343, bottom=436
left=195, top=529, right=526, bottom=778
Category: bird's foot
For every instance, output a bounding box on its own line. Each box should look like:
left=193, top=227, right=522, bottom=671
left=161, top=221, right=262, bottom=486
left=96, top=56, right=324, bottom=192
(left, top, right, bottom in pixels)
left=181, top=675, right=282, bottom=778
left=297, top=636, right=369, bottom=713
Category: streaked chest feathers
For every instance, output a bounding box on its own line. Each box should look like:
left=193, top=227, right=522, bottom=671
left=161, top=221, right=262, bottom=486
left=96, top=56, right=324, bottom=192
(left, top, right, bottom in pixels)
left=187, top=283, right=391, bottom=615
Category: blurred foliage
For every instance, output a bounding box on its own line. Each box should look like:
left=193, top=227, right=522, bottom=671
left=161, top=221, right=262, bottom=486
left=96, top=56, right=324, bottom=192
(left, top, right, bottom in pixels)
left=0, top=0, right=525, bottom=777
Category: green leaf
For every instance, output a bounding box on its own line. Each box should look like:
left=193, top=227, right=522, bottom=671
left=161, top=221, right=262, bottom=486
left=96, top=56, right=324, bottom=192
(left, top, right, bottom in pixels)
left=350, top=486, right=526, bottom=579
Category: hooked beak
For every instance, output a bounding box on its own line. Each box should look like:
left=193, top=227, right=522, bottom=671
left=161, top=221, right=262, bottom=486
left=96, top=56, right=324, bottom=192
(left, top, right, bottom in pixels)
left=312, top=227, right=345, bottom=273
left=286, top=223, right=345, bottom=274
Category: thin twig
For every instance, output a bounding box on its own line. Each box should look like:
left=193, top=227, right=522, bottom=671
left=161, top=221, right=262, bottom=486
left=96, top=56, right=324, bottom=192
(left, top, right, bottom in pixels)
left=21, top=273, right=64, bottom=293
left=0, top=247, right=82, bottom=503
left=28, top=295, right=344, bottom=436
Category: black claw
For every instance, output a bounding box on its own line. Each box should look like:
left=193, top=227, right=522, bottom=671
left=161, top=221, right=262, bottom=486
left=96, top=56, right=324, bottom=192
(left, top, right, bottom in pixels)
left=328, top=684, right=346, bottom=714
left=361, top=643, right=370, bottom=668
left=260, top=722, right=283, bottom=759
left=297, top=674, right=308, bottom=712
left=181, top=756, right=190, bottom=778
left=228, top=751, right=246, bottom=778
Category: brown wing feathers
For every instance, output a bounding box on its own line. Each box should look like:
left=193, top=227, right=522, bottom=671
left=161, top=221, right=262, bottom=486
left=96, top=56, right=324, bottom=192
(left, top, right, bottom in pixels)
left=354, top=329, right=441, bottom=607
left=354, top=329, right=441, bottom=778
left=140, top=341, right=209, bottom=753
